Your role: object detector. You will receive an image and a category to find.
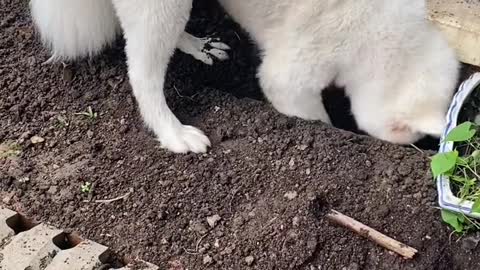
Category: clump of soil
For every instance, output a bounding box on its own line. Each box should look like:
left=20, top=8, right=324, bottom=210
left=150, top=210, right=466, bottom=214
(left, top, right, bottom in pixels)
left=2, top=0, right=480, bottom=269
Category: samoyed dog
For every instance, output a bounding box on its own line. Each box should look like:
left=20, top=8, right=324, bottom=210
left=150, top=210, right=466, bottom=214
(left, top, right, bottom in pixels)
left=219, top=0, right=459, bottom=144
left=30, top=0, right=230, bottom=153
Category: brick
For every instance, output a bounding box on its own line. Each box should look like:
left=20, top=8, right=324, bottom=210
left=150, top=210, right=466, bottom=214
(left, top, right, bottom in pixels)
left=45, top=240, right=109, bottom=270
left=0, top=223, right=63, bottom=270
left=0, top=208, right=159, bottom=270
left=0, top=207, right=17, bottom=243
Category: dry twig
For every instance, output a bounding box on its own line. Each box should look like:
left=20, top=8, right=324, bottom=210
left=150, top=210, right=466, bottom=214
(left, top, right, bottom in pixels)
left=84, top=188, right=133, bottom=204
left=327, top=209, right=418, bottom=259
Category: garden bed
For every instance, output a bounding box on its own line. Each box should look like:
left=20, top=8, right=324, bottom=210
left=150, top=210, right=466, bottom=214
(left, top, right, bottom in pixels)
left=1, top=1, right=480, bottom=269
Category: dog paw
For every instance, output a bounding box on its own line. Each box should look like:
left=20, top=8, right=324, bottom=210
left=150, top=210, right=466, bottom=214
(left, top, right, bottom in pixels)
left=203, top=38, right=230, bottom=60
left=178, top=33, right=231, bottom=65
left=159, top=125, right=211, bottom=153
left=194, top=38, right=230, bottom=65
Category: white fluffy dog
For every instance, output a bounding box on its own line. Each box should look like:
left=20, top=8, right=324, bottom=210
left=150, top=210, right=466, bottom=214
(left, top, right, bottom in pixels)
left=30, top=0, right=230, bottom=153
left=219, top=0, right=460, bottom=144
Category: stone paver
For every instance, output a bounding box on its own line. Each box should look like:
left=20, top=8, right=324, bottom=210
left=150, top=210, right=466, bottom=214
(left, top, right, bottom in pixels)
left=0, top=207, right=160, bottom=270
left=45, top=240, right=109, bottom=270
left=0, top=208, right=17, bottom=243
left=0, top=223, right=63, bottom=270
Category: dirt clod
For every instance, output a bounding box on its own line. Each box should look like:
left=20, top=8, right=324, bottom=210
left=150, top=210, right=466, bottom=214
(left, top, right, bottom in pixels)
left=206, top=214, right=221, bottom=228
left=203, top=255, right=213, bottom=265
left=245, top=255, right=255, bottom=266
left=284, top=191, right=298, bottom=200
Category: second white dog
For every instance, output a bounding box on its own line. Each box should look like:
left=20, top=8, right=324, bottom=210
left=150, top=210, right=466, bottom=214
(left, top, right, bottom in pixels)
left=219, top=0, right=459, bottom=144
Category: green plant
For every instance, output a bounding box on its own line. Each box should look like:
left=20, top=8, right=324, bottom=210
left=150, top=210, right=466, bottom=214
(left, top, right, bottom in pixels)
left=75, top=106, right=98, bottom=120
left=81, top=181, right=92, bottom=194
left=55, top=115, right=69, bottom=128
left=431, top=121, right=480, bottom=233
left=0, top=142, right=22, bottom=158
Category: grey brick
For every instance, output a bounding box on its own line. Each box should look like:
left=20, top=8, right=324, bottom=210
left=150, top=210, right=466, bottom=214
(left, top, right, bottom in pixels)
left=0, top=223, right=63, bottom=270
left=0, top=207, right=17, bottom=244
left=45, top=239, right=109, bottom=270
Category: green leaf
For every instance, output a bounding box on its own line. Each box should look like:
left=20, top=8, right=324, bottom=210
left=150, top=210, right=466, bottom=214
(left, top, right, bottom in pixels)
left=472, top=198, right=480, bottom=213
left=457, top=213, right=466, bottom=224
left=445, top=122, right=476, bottom=142
left=456, top=156, right=470, bottom=167
left=471, top=150, right=480, bottom=159
left=441, top=210, right=464, bottom=232
left=431, top=151, right=459, bottom=177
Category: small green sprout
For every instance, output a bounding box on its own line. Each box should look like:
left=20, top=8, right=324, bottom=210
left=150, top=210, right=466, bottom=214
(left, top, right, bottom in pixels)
left=75, top=106, right=98, bottom=120
left=0, top=142, right=22, bottom=158
left=81, top=182, right=92, bottom=194
left=55, top=115, right=69, bottom=128
left=431, top=121, right=480, bottom=233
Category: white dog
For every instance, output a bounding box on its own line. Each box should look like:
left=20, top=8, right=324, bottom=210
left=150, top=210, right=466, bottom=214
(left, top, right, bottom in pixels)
left=30, top=0, right=230, bottom=153
left=219, top=0, right=460, bottom=144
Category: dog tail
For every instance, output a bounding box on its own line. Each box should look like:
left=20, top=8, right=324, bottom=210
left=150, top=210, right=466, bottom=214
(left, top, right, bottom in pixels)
left=30, top=0, right=120, bottom=61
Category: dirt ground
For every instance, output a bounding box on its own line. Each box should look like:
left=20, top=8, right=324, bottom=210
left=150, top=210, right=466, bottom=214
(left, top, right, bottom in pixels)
left=2, top=0, right=480, bottom=269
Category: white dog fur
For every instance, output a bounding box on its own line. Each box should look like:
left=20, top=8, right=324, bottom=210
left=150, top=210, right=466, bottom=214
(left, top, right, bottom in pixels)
left=30, top=0, right=230, bottom=153
left=219, top=0, right=459, bottom=144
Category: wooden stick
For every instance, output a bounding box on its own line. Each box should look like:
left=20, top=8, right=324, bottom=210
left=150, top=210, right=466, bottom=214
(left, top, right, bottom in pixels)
left=326, top=209, right=418, bottom=259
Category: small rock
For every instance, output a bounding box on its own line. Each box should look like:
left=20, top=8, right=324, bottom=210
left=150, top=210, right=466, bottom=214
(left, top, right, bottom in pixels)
left=288, top=158, right=295, bottom=168
left=245, top=255, right=255, bottom=266
left=299, top=145, right=308, bottom=151
left=305, top=168, right=311, bottom=175
left=292, top=216, right=300, bottom=227
left=17, top=177, right=30, bottom=183
left=207, top=214, right=222, bottom=228
left=203, top=255, right=213, bottom=265
left=413, top=192, right=423, bottom=200
left=284, top=191, right=298, bottom=200
left=30, top=135, right=45, bottom=144
left=2, top=193, right=13, bottom=204
left=160, top=238, right=169, bottom=245
left=222, top=244, right=235, bottom=255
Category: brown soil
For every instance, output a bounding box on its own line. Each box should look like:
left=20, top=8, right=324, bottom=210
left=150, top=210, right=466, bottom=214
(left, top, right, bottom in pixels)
left=2, top=0, right=480, bottom=269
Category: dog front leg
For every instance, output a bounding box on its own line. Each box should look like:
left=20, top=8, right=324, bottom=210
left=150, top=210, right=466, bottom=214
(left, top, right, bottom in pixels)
left=113, top=0, right=210, bottom=153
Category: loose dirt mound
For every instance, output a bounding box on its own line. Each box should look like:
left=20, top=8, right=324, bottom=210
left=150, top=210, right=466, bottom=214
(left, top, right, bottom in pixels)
left=1, top=1, right=479, bottom=269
